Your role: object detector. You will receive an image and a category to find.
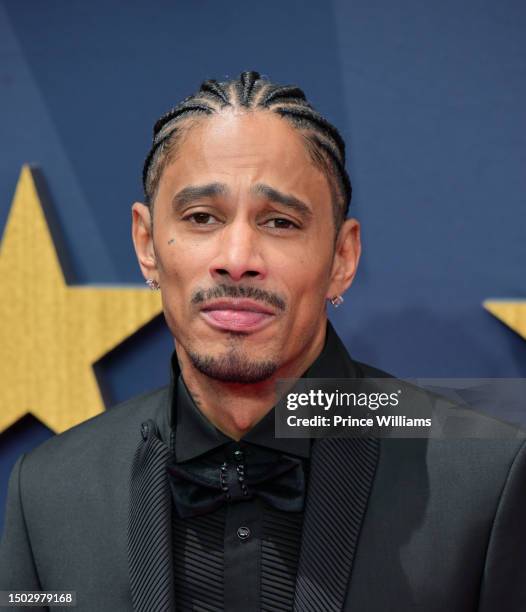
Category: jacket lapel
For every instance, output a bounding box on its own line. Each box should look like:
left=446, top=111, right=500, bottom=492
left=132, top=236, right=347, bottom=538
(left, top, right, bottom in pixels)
left=293, top=436, right=380, bottom=611
left=294, top=321, right=381, bottom=611
left=128, top=353, right=180, bottom=611
left=128, top=418, right=176, bottom=611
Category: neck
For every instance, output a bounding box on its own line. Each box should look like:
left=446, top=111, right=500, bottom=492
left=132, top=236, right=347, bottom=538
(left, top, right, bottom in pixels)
left=175, top=322, right=327, bottom=440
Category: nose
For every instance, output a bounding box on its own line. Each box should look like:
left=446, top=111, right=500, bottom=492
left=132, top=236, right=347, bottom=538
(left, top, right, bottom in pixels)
left=209, top=220, right=267, bottom=283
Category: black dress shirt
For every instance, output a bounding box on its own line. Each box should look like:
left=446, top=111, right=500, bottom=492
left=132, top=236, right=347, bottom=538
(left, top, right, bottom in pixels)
left=169, top=327, right=337, bottom=611
left=170, top=374, right=310, bottom=612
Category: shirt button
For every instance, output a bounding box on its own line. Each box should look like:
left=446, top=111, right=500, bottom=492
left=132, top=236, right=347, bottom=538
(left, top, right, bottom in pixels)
left=237, top=526, right=251, bottom=541
left=234, top=449, right=244, bottom=462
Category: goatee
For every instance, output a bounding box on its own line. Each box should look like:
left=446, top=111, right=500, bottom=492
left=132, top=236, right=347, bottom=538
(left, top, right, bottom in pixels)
left=188, top=346, right=278, bottom=383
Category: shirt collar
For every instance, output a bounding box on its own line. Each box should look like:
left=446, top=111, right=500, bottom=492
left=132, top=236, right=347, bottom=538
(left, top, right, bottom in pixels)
left=169, top=318, right=359, bottom=463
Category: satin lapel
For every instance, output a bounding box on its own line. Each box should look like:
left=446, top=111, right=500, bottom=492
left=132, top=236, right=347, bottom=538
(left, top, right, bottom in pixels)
left=128, top=419, right=176, bottom=612
left=293, top=320, right=381, bottom=611
left=293, top=436, right=380, bottom=612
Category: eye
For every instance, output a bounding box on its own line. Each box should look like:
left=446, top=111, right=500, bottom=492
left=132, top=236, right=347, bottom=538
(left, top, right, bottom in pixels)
left=263, top=218, right=299, bottom=230
left=184, top=212, right=219, bottom=225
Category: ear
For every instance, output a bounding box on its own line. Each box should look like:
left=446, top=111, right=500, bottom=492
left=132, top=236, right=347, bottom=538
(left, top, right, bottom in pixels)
left=326, top=218, right=361, bottom=299
left=131, top=202, right=158, bottom=282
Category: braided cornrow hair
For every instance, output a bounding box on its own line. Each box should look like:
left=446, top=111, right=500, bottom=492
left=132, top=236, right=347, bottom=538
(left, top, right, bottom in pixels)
left=142, top=70, right=352, bottom=232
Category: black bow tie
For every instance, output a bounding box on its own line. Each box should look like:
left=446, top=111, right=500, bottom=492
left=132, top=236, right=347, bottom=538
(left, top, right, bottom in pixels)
left=166, top=442, right=307, bottom=519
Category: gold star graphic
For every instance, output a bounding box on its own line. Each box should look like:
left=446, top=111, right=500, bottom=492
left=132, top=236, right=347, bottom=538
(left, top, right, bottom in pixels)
left=0, top=166, right=162, bottom=434
left=483, top=299, right=526, bottom=341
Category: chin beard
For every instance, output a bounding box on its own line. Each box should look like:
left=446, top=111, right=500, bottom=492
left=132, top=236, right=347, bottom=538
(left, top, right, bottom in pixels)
left=187, top=346, right=278, bottom=383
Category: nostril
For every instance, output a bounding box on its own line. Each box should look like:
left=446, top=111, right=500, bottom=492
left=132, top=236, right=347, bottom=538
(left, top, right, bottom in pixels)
left=213, top=268, right=260, bottom=279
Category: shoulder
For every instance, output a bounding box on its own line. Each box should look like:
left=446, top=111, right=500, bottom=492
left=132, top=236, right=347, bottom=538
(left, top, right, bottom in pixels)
left=354, top=358, right=526, bottom=465
left=353, top=359, right=394, bottom=379
left=19, top=384, right=170, bottom=488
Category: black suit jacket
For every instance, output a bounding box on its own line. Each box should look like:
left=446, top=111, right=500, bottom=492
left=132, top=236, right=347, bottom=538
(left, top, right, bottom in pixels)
left=1, top=321, right=526, bottom=611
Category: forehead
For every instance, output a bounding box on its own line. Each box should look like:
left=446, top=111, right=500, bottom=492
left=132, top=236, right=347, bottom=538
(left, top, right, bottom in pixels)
left=159, top=109, right=331, bottom=203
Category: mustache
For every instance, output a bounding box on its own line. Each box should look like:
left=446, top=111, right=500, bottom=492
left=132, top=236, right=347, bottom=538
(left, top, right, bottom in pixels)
left=191, top=283, right=287, bottom=312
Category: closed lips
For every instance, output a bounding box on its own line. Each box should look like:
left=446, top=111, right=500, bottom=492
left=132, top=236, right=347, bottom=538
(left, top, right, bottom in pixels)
left=200, top=300, right=276, bottom=331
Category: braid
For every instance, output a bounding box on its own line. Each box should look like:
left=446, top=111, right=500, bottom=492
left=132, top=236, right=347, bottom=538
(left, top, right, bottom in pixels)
left=142, top=70, right=352, bottom=230
left=237, top=70, right=262, bottom=106
left=272, top=106, right=346, bottom=163
left=258, top=85, right=307, bottom=106
left=199, top=79, right=230, bottom=106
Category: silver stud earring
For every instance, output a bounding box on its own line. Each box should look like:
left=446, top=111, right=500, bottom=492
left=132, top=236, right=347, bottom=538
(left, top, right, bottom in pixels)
left=145, top=278, right=160, bottom=290
left=329, top=295, right=344, bottom=307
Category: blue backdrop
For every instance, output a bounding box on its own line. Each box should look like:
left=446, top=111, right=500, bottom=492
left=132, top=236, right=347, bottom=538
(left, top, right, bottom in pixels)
left=1, top=0, right=525, bottom=531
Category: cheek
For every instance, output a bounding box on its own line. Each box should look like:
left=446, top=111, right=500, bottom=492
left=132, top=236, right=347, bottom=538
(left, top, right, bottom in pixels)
left=271, top=245, right=332, bottom=288
left=158, top=234, right=212, bottom=277
left=274, top=265, right=331, bottom=321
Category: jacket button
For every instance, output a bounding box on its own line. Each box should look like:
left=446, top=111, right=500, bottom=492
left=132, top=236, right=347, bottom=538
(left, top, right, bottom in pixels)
left=141, top=422, right=149, bottom=440
left=237, top=526, right=251, bottom=541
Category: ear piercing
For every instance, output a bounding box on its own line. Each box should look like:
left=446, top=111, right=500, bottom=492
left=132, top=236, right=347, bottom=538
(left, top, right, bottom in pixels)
left=145, top=279, right=160, bottom=290
left=329, top=295, right=344, bottom=307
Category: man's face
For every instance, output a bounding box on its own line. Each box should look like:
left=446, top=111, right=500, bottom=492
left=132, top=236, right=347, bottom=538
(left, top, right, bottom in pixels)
left=134, top=108, right=358, bottom=383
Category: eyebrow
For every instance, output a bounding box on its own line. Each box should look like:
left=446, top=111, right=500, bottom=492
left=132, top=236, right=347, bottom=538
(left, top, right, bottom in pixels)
left=251, top=183, right=313, bottom=219
left=171, top=182, right=228, bottom=212
left=171, top=181, right=312, bottom=219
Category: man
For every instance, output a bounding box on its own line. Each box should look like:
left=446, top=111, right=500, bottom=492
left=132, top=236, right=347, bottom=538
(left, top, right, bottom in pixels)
left=1, top=70, right=526, bottom=611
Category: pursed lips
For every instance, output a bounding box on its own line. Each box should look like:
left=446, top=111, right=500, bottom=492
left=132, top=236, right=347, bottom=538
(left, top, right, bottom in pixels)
left=199, top=299, right=276, bottom=332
